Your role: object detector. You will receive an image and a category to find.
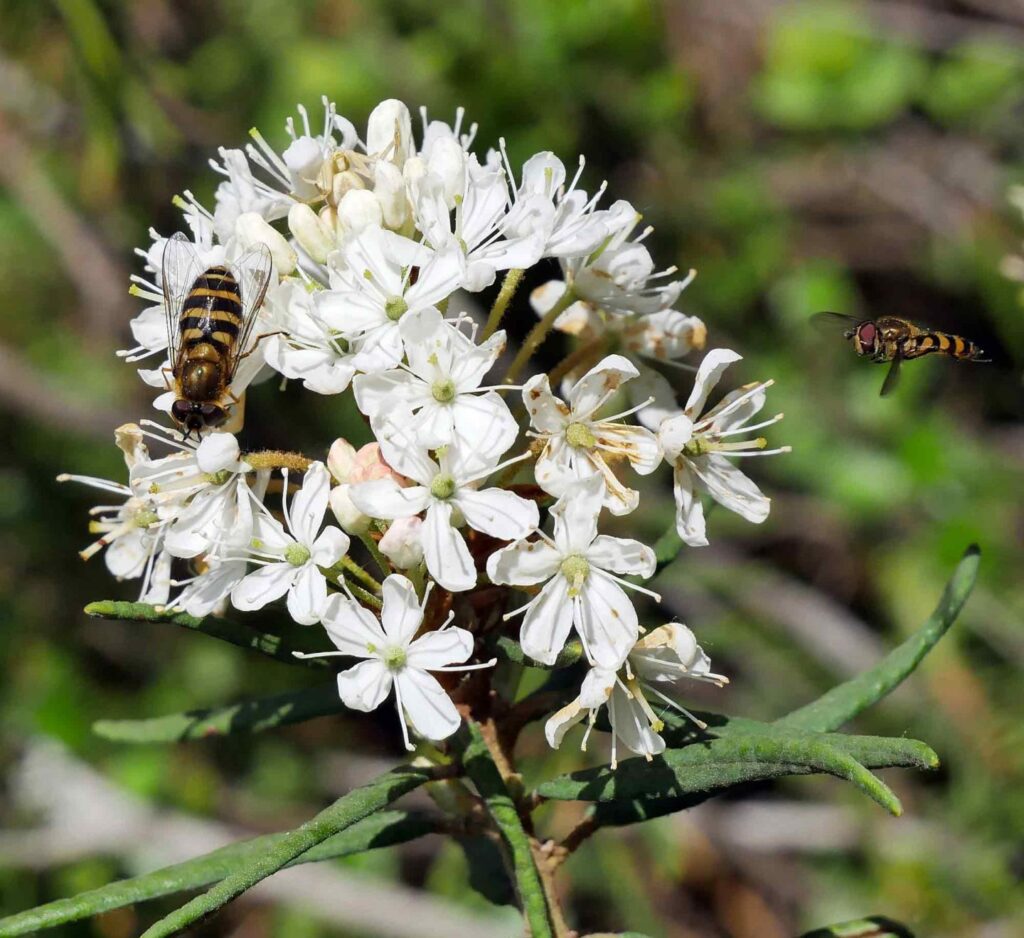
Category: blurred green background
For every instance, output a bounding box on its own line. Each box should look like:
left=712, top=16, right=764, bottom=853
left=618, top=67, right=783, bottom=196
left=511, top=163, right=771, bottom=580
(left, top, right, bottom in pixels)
left=2, top=1, right=1024, bottom=935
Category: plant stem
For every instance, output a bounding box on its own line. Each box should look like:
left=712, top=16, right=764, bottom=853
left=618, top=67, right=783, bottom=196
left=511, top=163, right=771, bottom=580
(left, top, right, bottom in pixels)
left=358, top=533, right=391, bottom=580
left=503, top=284, right=577, bottom=383
left=482, top=267, right=525, bottom=340
left=336, top=555, right=382, bottom=593
left=547, top=335, right=607, bottom=389
left=344, top=580, right=383, bottom=610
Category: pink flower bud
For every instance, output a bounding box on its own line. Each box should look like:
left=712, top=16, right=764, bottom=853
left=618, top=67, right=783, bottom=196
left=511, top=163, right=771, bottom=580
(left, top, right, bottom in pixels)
left=378, top=516, right=423, bottom=570
left=327, top=438, right=358, bottom=483
left=349, top=443, right=407, bottom=486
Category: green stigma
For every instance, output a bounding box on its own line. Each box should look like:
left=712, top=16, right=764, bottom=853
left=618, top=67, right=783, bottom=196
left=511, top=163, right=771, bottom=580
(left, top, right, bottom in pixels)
left=431, top=378, right=457, bottom=403
left=134, top=508, right=159, bottom=528
left=383, top=646, right=407, bottom=670
left=284, top=544, right=311, bottom=566
left=430, top=473, right=456, bottom=500
left=560, top=553, right=590, bottom=597
left=384, top=295, right=409, bottom=321
left=565, top=421, right=596, bottom=449
left=203, top=469, right=233, bottom=486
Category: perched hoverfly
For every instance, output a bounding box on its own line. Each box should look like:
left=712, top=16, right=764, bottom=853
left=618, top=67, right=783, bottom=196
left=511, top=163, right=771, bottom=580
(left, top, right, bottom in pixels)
left=161, top=233, right=273, bottom=435
left=813, top=312, right=989, bottom=396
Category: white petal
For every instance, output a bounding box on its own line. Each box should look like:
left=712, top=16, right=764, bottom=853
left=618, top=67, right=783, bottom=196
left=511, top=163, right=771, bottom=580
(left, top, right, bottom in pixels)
left=380, top=574, right=423, bottom=646
left=608, top=684, right=665, bottom=758
left=231, top=563, right=296, bottom=612
left=568, top=354, right=639, bottom=419
left=421, top=501, right=477, bottom=592
left=322, top=593, right=388, bottom=656
left=579, top=667, right=617, bottom=708
left=577, top=573, right=638, bottom=669
left=349, top=479, right=431, bottom=519
left=286, top=563, right=328, bottom=625
left=453, top=488, right=538, bottom=541
left=195, top=433, right=241, bottom=473
left=690, top=454, right=770, bottom=525
left=105, top=532, right=147, bottom=579
left=406, top=626, right=473, bottom=670
left=522, top=374, right=569, bottom=435
left=519, top=576, right=573, bottom=667
left=544, top=698, right=587, bottom=749
left=704, top=382, right=767, bottom=432
left=550, top=475, right=604, bottom=554
left=685, top=348, right=741, bottom=417
left=672, top=462, right=708, bottom=547
left=632, top=366, right=681, bottom=432
left=310, top=526, right=350, bottom=566
left=352, top=370, right=419, bottom=419
left=595, top=423, right=661, bottom=475
left=587, top=535, right=656, bottom=578
left=396, top=669, right=462, bottom=741
left=447, top=393, right=518, bottom=461
left=658, top=414, right=694, bottom=462
left=178, top=561, right=247, bottom=618
left=337, top=659, right=393, bottom=712
left=289, top=462, right=330, bottom=545
left=486, top=539, right=561, bottom=586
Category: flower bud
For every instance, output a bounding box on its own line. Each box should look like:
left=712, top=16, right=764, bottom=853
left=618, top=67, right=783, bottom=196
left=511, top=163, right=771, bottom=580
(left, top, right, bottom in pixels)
left=329, top=483, right=371, bottom=534
left=288, top=203, right=334, bottom=264
left=426, top=136, right=467, bottom=206
left=327, top=438, right=358, bottom=483
left=349, top=443, right=405, bottom=485
left=366, top=99, right=413, bottom=165
left=378, top=516, right=423, bottom=570
left=282, top=136, right=325, bottom=200
left=235, top=212, right=296, bottom=275
left=337, top=189, right=383, bottom=236
left=374, top=160, right=410, bottom=231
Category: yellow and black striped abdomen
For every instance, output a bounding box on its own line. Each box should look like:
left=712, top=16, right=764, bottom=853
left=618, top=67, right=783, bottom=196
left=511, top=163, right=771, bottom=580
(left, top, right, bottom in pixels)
left=179, top=266, right=243, bottom=358
left=901, top=331, right=986, bottom=362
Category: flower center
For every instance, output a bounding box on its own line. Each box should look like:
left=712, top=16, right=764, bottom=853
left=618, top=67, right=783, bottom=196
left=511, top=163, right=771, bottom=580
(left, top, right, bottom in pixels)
left=284, top=543, right=311, bottom=566
left=430, top=473, right=456, bottom=500
left=384, top=295, right=409, bottom=321
left=203, top=469, right=233, bottom=485
left=383, top=645, right=407, bottom=670
left=681, top=437, right=710, bottom=458
left=560, top=553, right=590, bottom=597
left=134, top=508, right=159, bottom=528
left=565, top=421, right=596, bottom=449
left=431, top=378, right=457, bottom=403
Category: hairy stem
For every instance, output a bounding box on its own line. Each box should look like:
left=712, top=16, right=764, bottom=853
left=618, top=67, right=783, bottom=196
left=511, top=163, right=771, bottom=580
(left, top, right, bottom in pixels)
left=482, top=267, right=525, bottom=340
left=504, top=285, right=577, bottom=383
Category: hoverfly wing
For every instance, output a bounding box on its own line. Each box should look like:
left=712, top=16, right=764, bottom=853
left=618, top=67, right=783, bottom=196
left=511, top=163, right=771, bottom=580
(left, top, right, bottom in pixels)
left=161, top=232, right=205, bottom=374
left=879, top=355, right=902, bottom=397
left=226, top=242, right=273, bottom=382
left=811, top=311, right=860, bottom=336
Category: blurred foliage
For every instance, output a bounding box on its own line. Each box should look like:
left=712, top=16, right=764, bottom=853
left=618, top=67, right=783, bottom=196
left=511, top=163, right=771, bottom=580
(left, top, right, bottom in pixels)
left=1, top=0, right=1023, bottom=936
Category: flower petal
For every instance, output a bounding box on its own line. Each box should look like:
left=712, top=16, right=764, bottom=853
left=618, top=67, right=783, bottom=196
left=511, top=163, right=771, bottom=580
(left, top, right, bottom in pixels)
left=608, top=684, right=665, bottom=759
left=337, top=659, right=393, bottom=712
left=322, top=593, right=387, bottom=655
left=380, top=574, right=423, bottom=646
left=406, top=626, right=474, bottom=670
left=196, top=433, right=242, bottom=473
left=286, top=563, right=327, bottom=625
left=576, top=572, right=638, bottom=669
left=544, top=698, right=587, bottom=749
left=289, top=461, right=330, bottom=545
left=568, top=354, right=638, bottom=419
left=421, top=501, right=477, bottom=592
left=349, top=479, right=431, bottom=519
left=685, top=348, right=741, bottom=417
left=550, top=475, right=604, bottom=554
left=519, top=575, right=573, bottom=667
left=522, top=373, right=569, bottom=435
left=395, top=668, right=462, bottom=741
left=310, top=526, right=350, bottom=566
left=453, top=487, right=538, bottom=541
left=486, top=538, right=561, bottom=586
left=689, top=454, right=770, bottom=525
left=587, top=535, right=656, bottom=578
left=672, top=462, right=708, bottom=547
left=231, top=562, right=296, bottom=612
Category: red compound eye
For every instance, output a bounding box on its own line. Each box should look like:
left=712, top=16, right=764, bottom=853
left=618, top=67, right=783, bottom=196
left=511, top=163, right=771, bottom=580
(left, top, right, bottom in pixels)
left=857, top=322, right=877, bottom=354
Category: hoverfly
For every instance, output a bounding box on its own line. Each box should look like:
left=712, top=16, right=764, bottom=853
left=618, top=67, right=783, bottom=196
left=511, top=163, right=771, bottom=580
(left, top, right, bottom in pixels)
left=813, top=312, right=989, bottom=396
left=162, top=233, right=273, bottom=435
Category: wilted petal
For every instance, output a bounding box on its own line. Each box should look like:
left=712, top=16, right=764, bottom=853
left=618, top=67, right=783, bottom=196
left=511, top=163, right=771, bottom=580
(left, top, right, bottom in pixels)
left=672, top=462, right=707, bottom=547
left=568, top=354, right=639, bottom=419
left=522, top=374, right=569, bottom=435
left=544, top=698, right=587, bottom=749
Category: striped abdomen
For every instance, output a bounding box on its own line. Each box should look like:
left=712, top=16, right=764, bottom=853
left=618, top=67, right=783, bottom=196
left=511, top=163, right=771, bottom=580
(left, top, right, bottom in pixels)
left=900, top=331, right=986, bottom=362
left=178, top=266, right=242, bottom=402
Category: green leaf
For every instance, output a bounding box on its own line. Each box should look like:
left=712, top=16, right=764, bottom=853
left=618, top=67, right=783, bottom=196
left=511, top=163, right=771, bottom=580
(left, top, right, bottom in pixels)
left=537, top=730, right=937, bottom=816
left=799, top=915, right=916, bottom=937
left=457, top=722, right=554, bottom=937
left=85, top=601, right=331, bottom=668
left=93, top=683, right=344, bottom=743
left=778, top=544, right=980, bottom=733
left=493, top=634, right=583, bottom=669
left=138, top=763, right=441, bottom=937
left=0, top=810, right=435, bottom=937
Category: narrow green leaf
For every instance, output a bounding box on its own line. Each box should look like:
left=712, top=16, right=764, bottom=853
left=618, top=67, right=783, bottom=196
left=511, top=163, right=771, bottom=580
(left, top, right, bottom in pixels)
left=93, top=684, right=344, bottom=743
left=778, top=544, right=980, bottom=732
left=799, top=915, right=916, bottom=937
left=139, top=764, right=439, bottom=937
left=458, top=722, right=554, bottom=938
left=493, top=634, right=583, bottom=669
left=85, top=600, right=331, bottom=668
left=537, top=732, right=923, bottom=815
left=0, top=810, right=434, bottom=937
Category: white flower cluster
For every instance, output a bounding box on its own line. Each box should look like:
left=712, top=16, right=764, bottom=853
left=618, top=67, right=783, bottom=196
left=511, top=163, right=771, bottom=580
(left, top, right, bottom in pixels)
left=64, top=98, right=789, bottom=761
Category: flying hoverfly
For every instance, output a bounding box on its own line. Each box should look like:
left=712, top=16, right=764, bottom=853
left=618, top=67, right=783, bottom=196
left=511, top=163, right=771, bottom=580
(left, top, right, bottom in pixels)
left=161, top=233, right=273, bottom=435
left=813, top=312, right=989, bottom=396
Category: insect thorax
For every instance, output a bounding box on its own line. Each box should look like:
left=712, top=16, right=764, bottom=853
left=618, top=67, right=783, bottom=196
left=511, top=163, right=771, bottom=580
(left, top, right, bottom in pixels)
left=180, top=352, right=224, bottom=401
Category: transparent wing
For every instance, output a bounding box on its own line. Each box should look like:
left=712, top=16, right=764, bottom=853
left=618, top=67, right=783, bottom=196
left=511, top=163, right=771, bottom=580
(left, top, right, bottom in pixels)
left=811, top=311, right=860, bottom=336
left=226, top=243, right=273, bottom=381
left=161, top=233, right=205, bottom=371
left=879, top=355, right=902, bottom=397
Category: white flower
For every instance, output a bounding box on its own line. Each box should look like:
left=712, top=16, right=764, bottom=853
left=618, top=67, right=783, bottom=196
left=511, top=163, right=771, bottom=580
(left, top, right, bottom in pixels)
left=57, top=424, right=177, bottom=604
left=301, top=574, right=494, bottom=749
left=656, top=349, right=788, bottom=547
left=523, top=354, right=660, bottom=515
left=349, top=435, right=538, bottom=593
left=545, top=623, right=727, bottom=768
left=231, top=462, right=350, bottom=625
left=353, top=308, right=517, bottom=453
left=487, top=476, right=659, bottom=669
left=317, top=226, right=463, bottom=371
left=378, top=516, right=423, bottom=570
left=263, top=280, right=358, bottom=394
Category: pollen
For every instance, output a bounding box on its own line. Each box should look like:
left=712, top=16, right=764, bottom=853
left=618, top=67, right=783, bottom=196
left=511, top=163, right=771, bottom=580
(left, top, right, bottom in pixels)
left=385, top=295, right=409, bottom=321
left=284, top=543, right=311, bottom=566
left=565, top=421, right=596, bottom=449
